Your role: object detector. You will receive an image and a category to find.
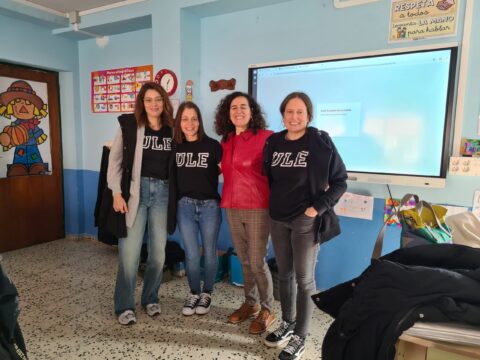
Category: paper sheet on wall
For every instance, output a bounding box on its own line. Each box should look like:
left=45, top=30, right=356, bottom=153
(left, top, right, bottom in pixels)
left=473, top=190, right=480, bottom=220
left=334, top=192, right=374, bottom=220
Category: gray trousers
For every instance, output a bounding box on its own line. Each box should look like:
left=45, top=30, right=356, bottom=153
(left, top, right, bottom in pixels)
left=270, top=214, right=320, bottom=338
left=226, top=209, right=274, bottom=312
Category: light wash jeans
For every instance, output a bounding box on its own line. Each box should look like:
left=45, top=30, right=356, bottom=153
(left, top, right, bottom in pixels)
left=270, top=213, right=320, bottom=338
left=114, top=177, right=168, bottom=315
left=177, top=197, right=221, bottom=294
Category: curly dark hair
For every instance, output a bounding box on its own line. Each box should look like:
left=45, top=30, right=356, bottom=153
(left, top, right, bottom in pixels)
left=214, top=91, right=267, bottom=142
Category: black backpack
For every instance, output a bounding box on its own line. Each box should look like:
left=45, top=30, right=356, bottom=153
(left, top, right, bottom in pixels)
left=0, top=261, right=27, bottom=359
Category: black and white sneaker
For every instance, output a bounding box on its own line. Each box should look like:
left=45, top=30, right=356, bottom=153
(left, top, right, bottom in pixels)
left=264, top=320, right=296, bottom=347
left=182, top=293, right=200, bottom=316
left=278, top=334, right=305, bottom=360
left=195, top=292, right=211, bottom=315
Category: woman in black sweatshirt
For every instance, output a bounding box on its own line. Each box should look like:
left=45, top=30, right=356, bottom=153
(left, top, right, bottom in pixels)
left=168, top=101, right=222, bottom=316
left=263, top=92, right=347, bottom=360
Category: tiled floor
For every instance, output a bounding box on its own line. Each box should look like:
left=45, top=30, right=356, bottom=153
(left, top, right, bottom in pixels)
left=1, top=237, right=333, bottom=359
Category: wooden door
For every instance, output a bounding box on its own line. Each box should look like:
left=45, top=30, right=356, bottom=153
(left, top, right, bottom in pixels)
left=0, top=63, right=64, bottom=252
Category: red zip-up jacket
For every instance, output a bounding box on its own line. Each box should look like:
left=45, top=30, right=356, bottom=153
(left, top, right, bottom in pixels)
left=220, top=129, right=273, bottom=209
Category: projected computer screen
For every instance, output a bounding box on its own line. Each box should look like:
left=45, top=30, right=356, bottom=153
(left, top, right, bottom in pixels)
left=249, top=47, right=457, bottom=186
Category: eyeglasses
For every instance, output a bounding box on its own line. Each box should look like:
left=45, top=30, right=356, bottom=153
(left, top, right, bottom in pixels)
left=144, top=97, right=163, bottom=104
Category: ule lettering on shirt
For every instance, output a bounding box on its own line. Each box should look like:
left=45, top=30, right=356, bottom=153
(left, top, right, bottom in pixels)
left=271, top=151, right=309, bottom=167
left=176, top=152, right=209, bottom=168
left=143, top=136, right=172, bottom=151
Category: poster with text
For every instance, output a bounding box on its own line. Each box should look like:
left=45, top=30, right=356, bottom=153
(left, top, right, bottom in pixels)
left=91, top=65, right=153, bottom=113
left=389, top=0, right=458, bottom=42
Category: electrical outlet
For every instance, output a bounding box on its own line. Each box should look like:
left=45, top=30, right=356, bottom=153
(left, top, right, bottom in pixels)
left=449, top=156, right=480, bottom=176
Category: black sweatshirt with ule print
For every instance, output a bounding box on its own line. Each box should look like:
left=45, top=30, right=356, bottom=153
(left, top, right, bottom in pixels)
left=167, top=136, right=222, bottom=234
left=268, top=133, right=310, bottom=221
left=174, top=136, right=222, bottom=201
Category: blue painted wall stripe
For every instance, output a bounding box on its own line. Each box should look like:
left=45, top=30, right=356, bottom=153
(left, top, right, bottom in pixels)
left=66, top=168, right=402, bottom=290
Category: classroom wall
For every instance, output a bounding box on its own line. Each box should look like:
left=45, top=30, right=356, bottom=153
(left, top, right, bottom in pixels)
left=75, top=28, right=153, bottom=236
left=195, top=0, right=480, bottom=288
left=199, top=0, right=479, bottom=205
left=2, top=0, right=480, bottom=290
left=0, top=11, right=84, bottom=235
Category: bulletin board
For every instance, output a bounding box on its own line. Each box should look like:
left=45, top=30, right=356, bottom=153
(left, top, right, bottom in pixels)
left=91, top=65, right=153, bottom=113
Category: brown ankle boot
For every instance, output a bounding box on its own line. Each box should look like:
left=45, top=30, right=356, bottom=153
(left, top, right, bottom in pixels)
left=249, top=308, right=275, bottom=334
left=28, top=163, right=47, bottom=175
left=7, top=163, right=28, bottom=177
left=228, top=303, right=260, bottom=324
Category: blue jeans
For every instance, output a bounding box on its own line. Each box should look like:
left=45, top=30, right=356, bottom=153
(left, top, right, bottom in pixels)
left=114, top=177, right=168, bottom=314
left=177, top=197, right=221, bottom=294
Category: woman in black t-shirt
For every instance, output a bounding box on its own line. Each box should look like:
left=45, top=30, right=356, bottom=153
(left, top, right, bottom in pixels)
left=108, top=82, right=174, bottom=325
left=168, top=101, right=222, bottom=316
left=263, top=92, right=347, bottom=359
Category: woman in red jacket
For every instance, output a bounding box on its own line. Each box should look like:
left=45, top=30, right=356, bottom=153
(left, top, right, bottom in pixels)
left=214, top=91, right=275, bottom=334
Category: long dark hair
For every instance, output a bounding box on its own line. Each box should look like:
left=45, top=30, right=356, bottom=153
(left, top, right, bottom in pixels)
left=214, top=91, right=267, bottom=142
left=173, top=101, right=206, bottom=144
left=134, top=81, right=174, bottom=128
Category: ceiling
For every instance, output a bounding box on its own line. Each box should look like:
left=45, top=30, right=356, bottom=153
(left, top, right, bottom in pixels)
left=2, top=0, right=150, bottom=39
left=16, top=0, right=143, bottom=15
left=5, top=0, right=293, bottom=40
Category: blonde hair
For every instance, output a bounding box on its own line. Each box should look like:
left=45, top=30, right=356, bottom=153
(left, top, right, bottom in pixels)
left=0, top=99, right=47, bottom=120
left=0, top=100, right=48, bottom=120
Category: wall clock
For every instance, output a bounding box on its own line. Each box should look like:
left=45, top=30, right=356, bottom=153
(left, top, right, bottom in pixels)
left=155, top=69, right=178, bottom=96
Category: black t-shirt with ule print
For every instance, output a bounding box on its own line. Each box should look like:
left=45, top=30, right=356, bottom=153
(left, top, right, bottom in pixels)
left=141, top=126, right=172, bottom=180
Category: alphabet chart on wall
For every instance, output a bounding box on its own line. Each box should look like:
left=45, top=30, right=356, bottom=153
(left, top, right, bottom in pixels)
left=91, top=65, right=153, bottom=113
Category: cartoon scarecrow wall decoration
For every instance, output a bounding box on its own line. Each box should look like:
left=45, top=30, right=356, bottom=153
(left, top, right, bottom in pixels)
left=0, top=80, right=49, bottom=177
